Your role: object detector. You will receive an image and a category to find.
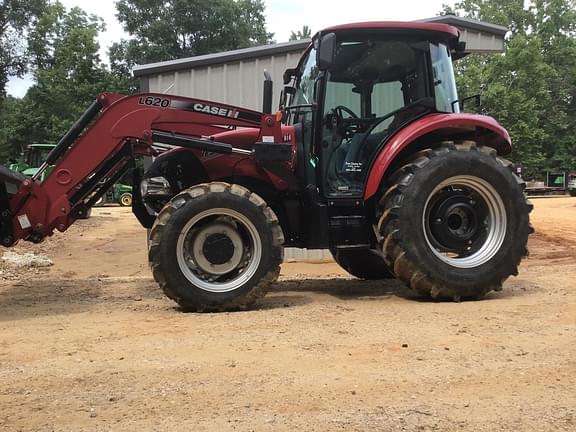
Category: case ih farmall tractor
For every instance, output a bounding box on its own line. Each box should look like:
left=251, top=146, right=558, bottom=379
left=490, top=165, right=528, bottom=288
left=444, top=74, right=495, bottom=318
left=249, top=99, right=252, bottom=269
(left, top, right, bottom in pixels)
left=0, top=22, right=532, bottom=311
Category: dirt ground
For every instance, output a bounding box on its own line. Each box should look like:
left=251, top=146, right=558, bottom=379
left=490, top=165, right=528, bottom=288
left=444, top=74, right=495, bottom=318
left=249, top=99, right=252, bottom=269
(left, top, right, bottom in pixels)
left=0, top=198, right=574, bottom=431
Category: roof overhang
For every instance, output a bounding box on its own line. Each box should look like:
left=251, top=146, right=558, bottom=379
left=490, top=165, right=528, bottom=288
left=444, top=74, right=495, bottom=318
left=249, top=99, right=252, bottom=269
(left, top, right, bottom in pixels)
left=133, top=39, right=310, bottom=78
left=421, top=15, right=507, bottom=54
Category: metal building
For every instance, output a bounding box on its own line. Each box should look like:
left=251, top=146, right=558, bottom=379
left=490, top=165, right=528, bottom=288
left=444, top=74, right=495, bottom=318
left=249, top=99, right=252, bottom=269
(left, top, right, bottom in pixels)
left=133, top=16, right=507, bottom=262
left=134, top=40, right=309, bottom=113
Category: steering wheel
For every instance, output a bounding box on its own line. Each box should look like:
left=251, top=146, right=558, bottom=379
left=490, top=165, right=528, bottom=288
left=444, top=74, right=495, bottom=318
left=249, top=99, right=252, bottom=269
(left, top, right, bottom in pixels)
left=329, top=105, right=364, bottom=140
left=332, top=105, right=359, bottom=120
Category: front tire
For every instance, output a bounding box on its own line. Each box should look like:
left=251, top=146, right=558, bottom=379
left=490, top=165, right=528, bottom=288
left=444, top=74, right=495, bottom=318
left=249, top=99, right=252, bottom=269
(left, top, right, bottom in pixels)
left=149, top=182, right=284, bottom=312
left=331, top=249, right=395, bottom=279
left=378, top=144, right=533, bottom=300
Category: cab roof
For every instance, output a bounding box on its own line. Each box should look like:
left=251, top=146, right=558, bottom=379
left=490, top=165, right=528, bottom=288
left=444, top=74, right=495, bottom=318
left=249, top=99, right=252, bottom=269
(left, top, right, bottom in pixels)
left=320, top=21, right=460, bottom=40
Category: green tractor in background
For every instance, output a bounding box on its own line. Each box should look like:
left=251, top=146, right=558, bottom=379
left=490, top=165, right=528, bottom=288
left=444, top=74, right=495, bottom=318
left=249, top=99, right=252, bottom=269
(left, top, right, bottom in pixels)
left=9, top=143, right=133, bottom=206
left=95, top=183, right=133, bottom=207
left=8, top=143, right=55, bottom=180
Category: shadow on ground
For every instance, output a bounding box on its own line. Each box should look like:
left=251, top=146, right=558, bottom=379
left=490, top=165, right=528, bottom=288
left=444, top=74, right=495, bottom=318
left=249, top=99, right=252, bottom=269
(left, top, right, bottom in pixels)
left=0, top=273, right=539, bottom=320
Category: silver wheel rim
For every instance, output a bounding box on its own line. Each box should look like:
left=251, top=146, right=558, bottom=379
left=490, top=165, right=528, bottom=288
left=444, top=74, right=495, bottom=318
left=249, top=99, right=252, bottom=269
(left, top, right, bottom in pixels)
left=176, top=208, right=262, bottom=293
left=422, top=175, right=507, bottom=268
left=120, top=194, right=132, bottom=206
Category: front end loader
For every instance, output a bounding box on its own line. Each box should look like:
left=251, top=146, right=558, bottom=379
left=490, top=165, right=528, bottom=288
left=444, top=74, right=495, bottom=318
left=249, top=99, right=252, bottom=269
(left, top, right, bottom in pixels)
left=0, top=21, right=532, bottom=311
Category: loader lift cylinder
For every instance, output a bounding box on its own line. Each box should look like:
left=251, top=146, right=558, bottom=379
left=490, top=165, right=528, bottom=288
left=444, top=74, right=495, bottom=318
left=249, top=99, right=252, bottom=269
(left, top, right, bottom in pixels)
left=151, top=131, right=252, bottom=156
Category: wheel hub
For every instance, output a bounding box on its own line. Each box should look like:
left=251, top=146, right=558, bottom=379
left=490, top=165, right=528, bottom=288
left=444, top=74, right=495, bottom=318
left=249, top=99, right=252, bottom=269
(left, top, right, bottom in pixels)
left=202, top=233, right=235, bottom=265
left=423, top=176, right=507, bottom=268
left=190, top=223, right=244, bottom=275
left=429, top=191, right=488, bottom=254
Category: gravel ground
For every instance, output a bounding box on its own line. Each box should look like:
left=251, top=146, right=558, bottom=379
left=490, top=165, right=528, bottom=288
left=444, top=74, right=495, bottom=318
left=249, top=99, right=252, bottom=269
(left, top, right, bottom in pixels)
left=0, top=198, right=574, bottom=431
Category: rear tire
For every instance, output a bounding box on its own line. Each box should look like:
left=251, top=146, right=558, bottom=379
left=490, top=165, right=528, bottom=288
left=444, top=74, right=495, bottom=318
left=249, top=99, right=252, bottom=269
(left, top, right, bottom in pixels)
left=378, top=144, right=533, bottom=300
left=331, top=249, right=395, bottom=279
left=149, top=182, right=284, bottom=312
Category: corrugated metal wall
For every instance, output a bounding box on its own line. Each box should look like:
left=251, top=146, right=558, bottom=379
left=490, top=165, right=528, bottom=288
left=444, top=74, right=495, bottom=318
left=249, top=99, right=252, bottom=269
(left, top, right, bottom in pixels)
left=146, top=51, right=304, bottom=112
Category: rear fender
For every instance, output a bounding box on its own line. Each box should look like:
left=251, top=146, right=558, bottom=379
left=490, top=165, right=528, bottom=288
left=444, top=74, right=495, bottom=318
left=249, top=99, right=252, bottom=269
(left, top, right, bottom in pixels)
left=364, top=113, right=512, bottom=200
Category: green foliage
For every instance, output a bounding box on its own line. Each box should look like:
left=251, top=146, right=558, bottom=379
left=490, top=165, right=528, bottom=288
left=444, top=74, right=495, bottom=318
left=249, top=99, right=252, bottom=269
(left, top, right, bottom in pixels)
left=289, top=25, right=312, bottom=41
left=446, top=0, right=576, bottom=178
left=0, top=3, right=128, bottom=162
left=0, top=0, right=48, bottom=98
left=109, top=0, right=273, bottom=74
left=0, top=95, right=28, bottom=162
left=23, top=6, right=122, bottom=142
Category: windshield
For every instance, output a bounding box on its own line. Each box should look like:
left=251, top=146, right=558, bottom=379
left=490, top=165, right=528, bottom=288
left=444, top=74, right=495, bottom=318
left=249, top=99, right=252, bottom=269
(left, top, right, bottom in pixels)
left=284, top=47, right=318, bottom=126
left=294, top=47, right=317, bottom=105
left=26, top=147, right=52, bottom=167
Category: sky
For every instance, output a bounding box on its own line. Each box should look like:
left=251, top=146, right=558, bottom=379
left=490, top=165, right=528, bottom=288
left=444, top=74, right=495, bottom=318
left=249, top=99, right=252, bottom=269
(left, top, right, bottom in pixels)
left=6, top=0, right=454, bottom=97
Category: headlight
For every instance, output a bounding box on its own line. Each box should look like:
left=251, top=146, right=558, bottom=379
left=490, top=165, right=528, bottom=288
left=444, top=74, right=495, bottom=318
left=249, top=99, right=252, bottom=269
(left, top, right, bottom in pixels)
left=140, top=176, right=171, bottom=197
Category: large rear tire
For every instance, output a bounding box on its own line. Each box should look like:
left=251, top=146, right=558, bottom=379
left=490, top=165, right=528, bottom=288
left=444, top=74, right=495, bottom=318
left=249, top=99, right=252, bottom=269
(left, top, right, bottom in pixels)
left=378, top=144, right=533, bottom=300
left=331, top=249, right=395, bottom=279
left=149, top=182, right=284, bottom=311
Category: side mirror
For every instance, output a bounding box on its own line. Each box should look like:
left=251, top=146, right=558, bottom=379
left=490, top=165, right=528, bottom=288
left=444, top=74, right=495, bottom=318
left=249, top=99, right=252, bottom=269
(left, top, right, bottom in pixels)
left=317, top=32, right=336, bottom=70
left=453, top=94, right=481, bottom=112
left=283, top=67, right=297, bottom=85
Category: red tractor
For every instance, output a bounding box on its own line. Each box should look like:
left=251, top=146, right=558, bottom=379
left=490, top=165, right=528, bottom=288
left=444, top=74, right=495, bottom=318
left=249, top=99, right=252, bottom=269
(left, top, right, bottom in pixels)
left=0, top=22, right=532, bottom=311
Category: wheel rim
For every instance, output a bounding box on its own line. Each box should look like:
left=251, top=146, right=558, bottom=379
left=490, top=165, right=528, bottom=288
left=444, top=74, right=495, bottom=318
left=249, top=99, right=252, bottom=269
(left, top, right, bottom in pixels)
left=423, top=175, right=507, bottom=268
left=176, top=208, right=262, bottom=293
left=121, top=194, right=132, bottom=206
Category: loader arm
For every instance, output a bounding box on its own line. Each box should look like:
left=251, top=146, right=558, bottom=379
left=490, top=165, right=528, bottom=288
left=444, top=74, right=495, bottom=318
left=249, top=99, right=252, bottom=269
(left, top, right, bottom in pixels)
left=0, top=92, right=283, bottom=246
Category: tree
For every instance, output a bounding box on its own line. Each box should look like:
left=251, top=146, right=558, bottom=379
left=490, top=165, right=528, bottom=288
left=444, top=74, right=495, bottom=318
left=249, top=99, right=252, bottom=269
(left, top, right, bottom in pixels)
left=0, top=4, right=126, bottom=161
left=109, top=0, right=273, bottom=74
left=444, top=0, right=576, bottom=177
left=0, top=0, right=48, bottom=99
left=289, top=25, right=312, bottom=41
left=0, top=95, right=28, bottom=162
left=28, top=6, right=128, bottom=141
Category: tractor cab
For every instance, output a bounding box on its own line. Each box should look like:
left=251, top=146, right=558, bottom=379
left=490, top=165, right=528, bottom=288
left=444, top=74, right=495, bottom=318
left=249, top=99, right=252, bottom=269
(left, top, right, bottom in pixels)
left=284, top=23, right=461, bottom=199
left=9, top=144, right=55, bottom=178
